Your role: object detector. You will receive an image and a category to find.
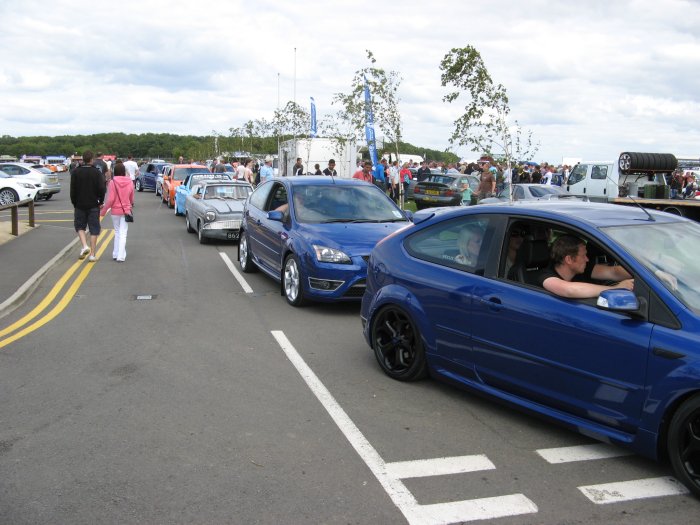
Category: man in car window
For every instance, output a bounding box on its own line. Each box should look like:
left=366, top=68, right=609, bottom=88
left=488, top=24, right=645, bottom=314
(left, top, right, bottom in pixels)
left=538, top=235, right=634, bottom=299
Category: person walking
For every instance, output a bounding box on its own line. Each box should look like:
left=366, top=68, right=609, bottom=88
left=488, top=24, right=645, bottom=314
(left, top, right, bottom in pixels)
left=124, top=154, right=139, bottom=187
left=353, top=160, right=374, bottom=182
left=70, top=150, right=106, bottom=262
left=100, top=163, right=134, bottom=262
left=93, top=151, right=111, bottom=182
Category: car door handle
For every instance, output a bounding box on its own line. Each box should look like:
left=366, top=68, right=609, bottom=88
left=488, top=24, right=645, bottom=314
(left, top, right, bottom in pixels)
left=478, top=296, right=503, bottom=312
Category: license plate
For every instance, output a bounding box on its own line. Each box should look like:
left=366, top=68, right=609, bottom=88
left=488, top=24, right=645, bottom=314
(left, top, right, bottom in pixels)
left=425, top=190, right=440, bottom=195
left=227, top=231, right=240, bottom=240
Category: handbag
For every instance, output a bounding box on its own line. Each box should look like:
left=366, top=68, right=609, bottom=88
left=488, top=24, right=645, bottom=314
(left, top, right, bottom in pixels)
left=113, top=180, right=134, bottom=222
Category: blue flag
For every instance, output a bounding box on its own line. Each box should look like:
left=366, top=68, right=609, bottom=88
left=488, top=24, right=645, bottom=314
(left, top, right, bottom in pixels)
left=363, top=76, right=379, bottom=167
left=310, top=96, right=317, bottom=138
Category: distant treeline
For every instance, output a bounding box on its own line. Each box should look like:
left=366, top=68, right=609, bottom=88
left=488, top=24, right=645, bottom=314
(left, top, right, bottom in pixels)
left=0, top=133, right=458, bottom=163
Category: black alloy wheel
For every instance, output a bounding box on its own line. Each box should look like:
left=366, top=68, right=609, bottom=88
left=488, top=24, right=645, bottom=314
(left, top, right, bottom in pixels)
left=668, top=394, right=700, bottom=497
left=371, top=305, right=428, bottom=381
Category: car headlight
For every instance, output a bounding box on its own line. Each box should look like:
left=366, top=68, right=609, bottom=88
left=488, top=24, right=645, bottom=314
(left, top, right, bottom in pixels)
left=21, top=183, right=35, bottom=189
left=313, top=245, right=351, bottom=264
left=205, top=210, right=216, bottom=222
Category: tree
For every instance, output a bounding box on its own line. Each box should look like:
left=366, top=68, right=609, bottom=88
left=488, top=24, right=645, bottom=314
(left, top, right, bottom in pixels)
left=332, top=50, right=403, bottom=162
left=272, top=101, right=311, bottom=140
left=439, top=46, right=539, bottom=165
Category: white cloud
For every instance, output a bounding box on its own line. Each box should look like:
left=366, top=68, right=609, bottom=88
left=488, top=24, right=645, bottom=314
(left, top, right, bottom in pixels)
left=0, top=0, right=698, bottom=163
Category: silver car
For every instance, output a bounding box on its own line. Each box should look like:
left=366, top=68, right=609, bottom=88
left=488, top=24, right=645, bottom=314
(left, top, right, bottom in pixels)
left=0, top=162, right=61, bottom=200
left=184, top=180, right=253, bottom=244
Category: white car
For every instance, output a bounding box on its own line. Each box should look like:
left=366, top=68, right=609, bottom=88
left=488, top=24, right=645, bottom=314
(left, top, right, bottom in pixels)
left=0, top=169, right=39, bottom=204
left=0, top=162, right=61, bottom=200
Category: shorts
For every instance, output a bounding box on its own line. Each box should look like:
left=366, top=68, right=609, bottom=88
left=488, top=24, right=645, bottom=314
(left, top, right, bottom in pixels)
left=74, top=207, right=101, bottom=235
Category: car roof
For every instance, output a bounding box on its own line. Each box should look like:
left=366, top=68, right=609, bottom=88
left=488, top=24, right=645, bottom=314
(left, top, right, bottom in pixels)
left=278, top=176, right=371, bottom=187
left=417, top=200, right=688, bottom=228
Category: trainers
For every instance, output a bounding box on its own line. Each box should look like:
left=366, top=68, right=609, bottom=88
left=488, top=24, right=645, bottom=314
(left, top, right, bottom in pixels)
left=88, top=255, right=97, bottom=262
left=79, top=246, right=91, bottom=259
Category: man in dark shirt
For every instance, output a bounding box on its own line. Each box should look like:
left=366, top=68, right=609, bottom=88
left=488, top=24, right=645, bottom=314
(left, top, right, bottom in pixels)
left=322, top=159, right=337, bottom=176
left=293, top=158, right=305, bottom=176
left=416, top=161, right=432, bottom=182
left=70, top=150, right=106, bottom=262
left=538, top=235, right=634, bottom=299
left=93, top=151, right=111, bottom=182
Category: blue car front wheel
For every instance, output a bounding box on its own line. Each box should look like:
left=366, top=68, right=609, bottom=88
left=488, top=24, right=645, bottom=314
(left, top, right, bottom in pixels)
left=371, top=305, right=428, bottom=382
left=668, top=393, right=700, bottom=497
left=283, top=254, right=307, bottom=307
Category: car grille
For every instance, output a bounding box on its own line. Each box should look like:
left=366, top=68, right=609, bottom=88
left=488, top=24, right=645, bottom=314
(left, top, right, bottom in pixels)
left=207, top=219, right=241, bottom=230
left=343, top=279, right=366, bottom=298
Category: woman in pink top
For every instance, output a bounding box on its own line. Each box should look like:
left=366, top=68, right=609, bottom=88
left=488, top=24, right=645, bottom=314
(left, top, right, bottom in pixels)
left=100, top=162, right=134, bottom=262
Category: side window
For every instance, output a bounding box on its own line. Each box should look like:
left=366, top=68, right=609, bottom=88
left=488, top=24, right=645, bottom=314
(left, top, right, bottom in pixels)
left=514, top=186, right=525, bottom=200
left=567, top=164, right=588, bottom=185
left=591, top=164, right=609, bottom=180
left=404, top=216, right=493, bottom=275
left=267, top=183, right=288, bottom=211
left=248, top=181, right=273, bottom=210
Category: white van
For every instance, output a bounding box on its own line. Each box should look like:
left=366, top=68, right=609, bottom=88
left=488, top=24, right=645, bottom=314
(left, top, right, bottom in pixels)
left=565, top=153, right=672, bottom=201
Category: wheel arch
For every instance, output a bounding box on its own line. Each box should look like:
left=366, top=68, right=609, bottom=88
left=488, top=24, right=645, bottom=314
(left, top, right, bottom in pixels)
left=655, top=387, right=700, bottom=461
left=365, top=284, right=436, bottom=358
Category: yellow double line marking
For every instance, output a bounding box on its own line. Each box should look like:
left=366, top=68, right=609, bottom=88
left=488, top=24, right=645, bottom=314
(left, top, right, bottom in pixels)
left=0, top=229, right=115, bottom=349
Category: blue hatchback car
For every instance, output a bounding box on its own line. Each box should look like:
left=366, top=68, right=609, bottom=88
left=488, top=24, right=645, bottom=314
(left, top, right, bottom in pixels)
left=361, top=201, right=700, bottom=497
left=238, top=176, right=411, bottom=306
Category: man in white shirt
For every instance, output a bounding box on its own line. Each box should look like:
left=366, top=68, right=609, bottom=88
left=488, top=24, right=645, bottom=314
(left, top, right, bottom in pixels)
left=124, top=155, right=139, bottom=187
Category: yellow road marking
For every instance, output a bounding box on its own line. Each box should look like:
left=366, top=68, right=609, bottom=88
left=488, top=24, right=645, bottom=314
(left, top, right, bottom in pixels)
left=0, top=230, right=114, bottom=350
left=0, top=229, right=109, bottom=339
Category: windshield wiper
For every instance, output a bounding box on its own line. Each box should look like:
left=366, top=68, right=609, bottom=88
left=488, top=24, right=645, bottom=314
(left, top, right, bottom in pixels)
left=321, top=218, right=377, bottom=223
left=377, top=218, right=408, bottom=223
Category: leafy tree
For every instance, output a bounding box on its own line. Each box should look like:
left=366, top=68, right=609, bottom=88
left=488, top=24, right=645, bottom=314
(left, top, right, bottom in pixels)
left=439, top=46, right=539, bottom=166
left=332, top=50, right=403, bottom=162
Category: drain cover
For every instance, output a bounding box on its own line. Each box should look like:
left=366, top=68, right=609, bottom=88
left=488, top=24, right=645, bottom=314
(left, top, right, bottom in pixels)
left=132, top=294, right=157, bottom=301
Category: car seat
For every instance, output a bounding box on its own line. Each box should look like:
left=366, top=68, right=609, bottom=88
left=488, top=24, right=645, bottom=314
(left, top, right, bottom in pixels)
left=508, top=239, right=550, bottom=285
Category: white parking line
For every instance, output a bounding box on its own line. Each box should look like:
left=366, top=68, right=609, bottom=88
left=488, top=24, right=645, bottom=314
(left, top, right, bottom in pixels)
left=386, top=455, right=495, bottom=479
left=219, top=252, right=254, bottom=294
left=578, top=477, right=689, bottom=504
left=536, top=444, right=634, bottom=464
left=271, top=330, right=538, bottom=524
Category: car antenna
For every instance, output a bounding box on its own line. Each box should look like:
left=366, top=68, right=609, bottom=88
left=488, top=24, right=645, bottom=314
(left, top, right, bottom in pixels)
left=607, top=172, right=655, bottom=222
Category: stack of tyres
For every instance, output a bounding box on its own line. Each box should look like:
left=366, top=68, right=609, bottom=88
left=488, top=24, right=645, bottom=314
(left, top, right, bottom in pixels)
left=658, top=185, right=670, bottom=199
left=619, top=152, right=678, bottom=174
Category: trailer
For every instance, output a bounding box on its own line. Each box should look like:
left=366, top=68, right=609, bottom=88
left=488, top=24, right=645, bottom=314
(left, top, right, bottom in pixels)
left=566, top=152, right=700, bottom=221
left=278, top=138, right=357, bottom=178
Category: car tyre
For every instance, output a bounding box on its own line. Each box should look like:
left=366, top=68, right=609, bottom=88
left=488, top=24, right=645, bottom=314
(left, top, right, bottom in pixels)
left=667, top=393, right=700, bottom=498
left=238, top=232, right=258, bottom=273
left=371, top=305, right=428, bottom=381
left=0, top=188, right=19, bottom=205
left=44, top=194, right=52, bottom=200
left=167, top=194, right=174, bottom=208
left=283, top=254, right=307, bottom=307
left=197, top=222, right=207, bottom=244
left=136, top=179, right=143, bottom=192
left=185, top=213, right=195, bottom=233
left=174, top=201, right=180, bottom=216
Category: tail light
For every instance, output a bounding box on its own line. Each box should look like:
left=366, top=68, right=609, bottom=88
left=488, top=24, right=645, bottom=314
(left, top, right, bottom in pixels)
left=414, top=186, right=422, bottom=194
left=445, top=189, right=454, bottom=197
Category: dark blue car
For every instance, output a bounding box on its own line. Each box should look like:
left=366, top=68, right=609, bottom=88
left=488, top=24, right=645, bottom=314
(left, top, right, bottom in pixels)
left=361, top=200, right=700, bottom=497
left=136, top=161, right=170, bottom=193
left=238, top=176, right=411, bottom=306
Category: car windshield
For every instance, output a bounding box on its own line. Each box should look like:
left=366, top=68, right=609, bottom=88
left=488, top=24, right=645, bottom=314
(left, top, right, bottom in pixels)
left=204, top=185, right=252, bottom=200
left=529, top=186, right=563, bottom=198
left=292, top=184, right=407, bottom=224
left=173, top=168, right=208, bottom=181
left=424, top=174, right=457, bottom=186
left=603, top=222, right=700, bottom=313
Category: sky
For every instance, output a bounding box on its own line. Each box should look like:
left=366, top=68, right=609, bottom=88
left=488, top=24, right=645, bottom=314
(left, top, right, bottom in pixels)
left=1, top=0, right=699, bottom=164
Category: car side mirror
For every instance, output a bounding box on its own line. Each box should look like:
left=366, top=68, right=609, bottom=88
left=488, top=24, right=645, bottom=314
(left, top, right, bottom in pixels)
left=596, top=289, right=639, bottom=312
left=267, top=210, right=284, bottom=222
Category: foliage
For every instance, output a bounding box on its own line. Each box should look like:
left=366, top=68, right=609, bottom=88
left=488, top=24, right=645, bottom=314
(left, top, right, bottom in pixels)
left=439, top=46, right=539, bottom=164
left=332, top=50, right=404, bottom=162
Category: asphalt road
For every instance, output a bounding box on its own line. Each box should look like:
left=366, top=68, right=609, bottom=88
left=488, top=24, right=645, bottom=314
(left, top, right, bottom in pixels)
left=1, top=184, right=699, bottom=524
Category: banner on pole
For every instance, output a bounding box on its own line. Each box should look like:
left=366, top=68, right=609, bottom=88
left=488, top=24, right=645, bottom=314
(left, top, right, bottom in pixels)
left=363, top=77, right=379, bottom=167
left=310, top=97, right=317, bottom=138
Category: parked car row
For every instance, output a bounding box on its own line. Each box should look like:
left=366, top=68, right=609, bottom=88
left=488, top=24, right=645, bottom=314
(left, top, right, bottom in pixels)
left=145, top=169, right=700, bottom=499
left=0, top=162, right=61, bottom=200
left=0, top=169, right=40, bottom=204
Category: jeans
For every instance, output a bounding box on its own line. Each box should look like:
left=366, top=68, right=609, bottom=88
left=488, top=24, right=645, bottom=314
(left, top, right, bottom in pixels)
left=111, top=214, right=129, bottom=261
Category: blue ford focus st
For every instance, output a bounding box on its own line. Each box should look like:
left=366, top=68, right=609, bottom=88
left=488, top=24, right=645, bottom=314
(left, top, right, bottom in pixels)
left=239, top=176, right=411, bottom=306
left=361, top=201, right=700, bottom=497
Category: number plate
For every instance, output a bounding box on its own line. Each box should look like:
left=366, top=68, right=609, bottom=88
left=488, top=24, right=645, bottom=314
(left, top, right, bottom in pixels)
left=425, top=190, right=440, bottom=195
left=227, top=231, right=240, bottom=240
